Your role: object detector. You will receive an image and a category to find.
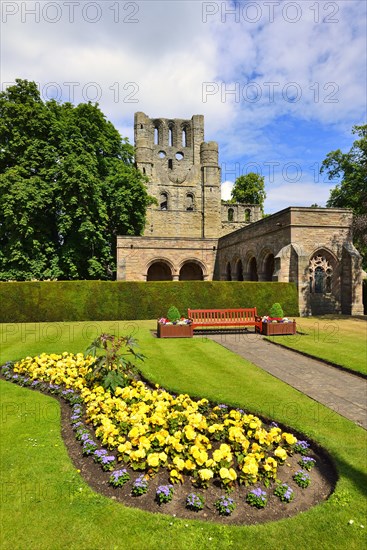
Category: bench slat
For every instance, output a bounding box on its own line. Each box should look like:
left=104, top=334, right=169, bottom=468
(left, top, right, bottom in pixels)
left=188, top=308, right=261, bottom=329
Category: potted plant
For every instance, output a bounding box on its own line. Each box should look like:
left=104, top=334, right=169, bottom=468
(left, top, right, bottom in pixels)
left=257, top=303, right=296, bottom=336
left=157, top=306, right=193, bottom=338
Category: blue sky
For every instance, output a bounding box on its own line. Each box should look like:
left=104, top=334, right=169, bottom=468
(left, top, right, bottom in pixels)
left=1, top=0, right=366, bottom=213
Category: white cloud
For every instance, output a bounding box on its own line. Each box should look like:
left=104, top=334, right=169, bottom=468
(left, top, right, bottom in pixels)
left=221, top=180, right=234, bottom=201
left=1, top=0, right=365, bottom=214
left=265, top=181, right=332, bottom=212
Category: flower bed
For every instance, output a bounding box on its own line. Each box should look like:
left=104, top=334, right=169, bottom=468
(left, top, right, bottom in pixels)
left=0, top=353, right=334, bottom=522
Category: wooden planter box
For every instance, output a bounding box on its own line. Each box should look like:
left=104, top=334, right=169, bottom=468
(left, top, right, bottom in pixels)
left=157, top=323, right=193, bottom=338
left=260, top=321, right=296, bottom=336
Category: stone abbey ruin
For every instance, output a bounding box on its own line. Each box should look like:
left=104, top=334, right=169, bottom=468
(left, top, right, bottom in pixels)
left=117, top=112, right=364, bottom=316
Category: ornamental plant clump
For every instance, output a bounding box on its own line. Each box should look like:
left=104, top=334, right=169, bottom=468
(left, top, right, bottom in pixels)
left=132, top=475, right=149, bottom=496
left=269, top=303, right=284, bottom=318
left=214, top=495, right=237, bottom=516
left=246, top=488, right=268, bottom=508
left=293, top=470, right=311, bottom=488
left=100, top=455, right=117, bottom=471
left=109, top=469, right=130, bottom=488
left=186, top=493, right=205, bottom=512
left=85, top=333, right=145, bottom=392
left=155, top=484, right=174, bottom=505
left=298, top=457, right=316, bottom=471
left=274, top=483, right=294, bottom=503
left=82, top=438, right=98, bottom=456
left=167, top=306, right=181, bottom=323
left=294, top=440, right=311, bottom=455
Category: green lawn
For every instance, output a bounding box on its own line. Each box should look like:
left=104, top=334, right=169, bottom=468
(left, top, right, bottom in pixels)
left=264, top=317, right=367, bottom=376
left=0, top=320, right=366, bottom=550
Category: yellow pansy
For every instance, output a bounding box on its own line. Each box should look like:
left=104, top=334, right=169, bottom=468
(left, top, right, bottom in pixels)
left=274, top=447, right=288, bottom=461
left=198, top=468, right=214, bottom=481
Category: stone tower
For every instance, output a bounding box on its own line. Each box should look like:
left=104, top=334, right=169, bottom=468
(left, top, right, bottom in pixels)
left=134, top=112, right=221, bottom=238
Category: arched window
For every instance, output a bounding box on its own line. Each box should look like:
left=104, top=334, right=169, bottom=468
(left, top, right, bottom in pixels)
left=182, top=128, right=187, bottom=147
left=186, top=193, right=194, bottom=211
left=154, top=126, right=159, bottom=145
left=160, top=192, right=168, bottom=210
left=309, top=255, right=333, bottom=294
left=168, top=126, right=173, bottom=146
left=228, top=208, right=234, bottom=222
left=245, top=209, right=251, bottom=222
left=168, top=159, right=173, bottom=170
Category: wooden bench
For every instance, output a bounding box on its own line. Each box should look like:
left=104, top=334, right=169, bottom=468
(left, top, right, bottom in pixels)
left=187, top=308, right=262, bottom=331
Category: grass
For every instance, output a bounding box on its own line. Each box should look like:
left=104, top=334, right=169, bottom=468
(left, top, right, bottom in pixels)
left=0, top=320, right=366, bottom=550
left=263, top=316, right=367, bottom=376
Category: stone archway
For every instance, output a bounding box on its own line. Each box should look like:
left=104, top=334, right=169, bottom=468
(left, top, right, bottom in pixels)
left=179, top=262, right=204, bottom=281
left=226, top=262, right=232, bottom=281
left=249, top=257, right=258, bottom=281
left=264, top=254, right=275, bottom=281
left=236, top=259, right=244, bottom=281
left=146, top=261, right=173, bottom=281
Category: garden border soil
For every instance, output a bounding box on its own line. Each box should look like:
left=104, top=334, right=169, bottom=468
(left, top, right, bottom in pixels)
left=60, top=394, right=337, bottom=525
left=3, top=375, right=337, bottom=526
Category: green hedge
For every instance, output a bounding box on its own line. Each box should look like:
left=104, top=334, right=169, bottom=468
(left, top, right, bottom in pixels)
left=0, top=281, right=299, bottom=323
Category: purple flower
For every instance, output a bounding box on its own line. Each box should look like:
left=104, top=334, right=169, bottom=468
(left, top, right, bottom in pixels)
left=156, top=484, right=174, bottom=504
left=186, top=493, right=204, bottom=511
left=132, top=475, right=149, bottom=496
left=109, top=468, right=130, bottom=487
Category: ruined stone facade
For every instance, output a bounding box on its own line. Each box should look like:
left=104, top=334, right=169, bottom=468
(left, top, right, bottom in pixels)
left=116, top=113, right=364, bottom=315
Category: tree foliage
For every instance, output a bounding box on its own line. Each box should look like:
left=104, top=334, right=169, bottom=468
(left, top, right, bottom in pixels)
left=321, top=124, right=367, bottom=267
left=0, top=79, right=151, bottom=280
left=230, top=173, right=266, bottom=211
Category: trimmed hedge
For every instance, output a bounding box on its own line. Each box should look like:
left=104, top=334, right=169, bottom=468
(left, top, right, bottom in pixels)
left=0, top=281, right=299, bottom=323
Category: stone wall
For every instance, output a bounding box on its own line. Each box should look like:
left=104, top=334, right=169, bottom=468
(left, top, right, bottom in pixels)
left=134, top=112, right=221, bottom=239
left=216, top=207, right=364, bottom=315
left=117, top=236, right=218, bottom=281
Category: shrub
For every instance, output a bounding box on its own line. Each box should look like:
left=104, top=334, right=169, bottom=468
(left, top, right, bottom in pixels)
left=167, top=305, right=181, bottom=322
left=269, top=302, right=284, bottom=317
left=0, top=281, right=299, bottom=322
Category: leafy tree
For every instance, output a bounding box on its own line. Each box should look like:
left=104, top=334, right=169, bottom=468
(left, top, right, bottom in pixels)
left=0, top=79, right=152, bottom=280
left=230, top=173, right=266, bottom=211
left=321, top=124, right=367, bottom=267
